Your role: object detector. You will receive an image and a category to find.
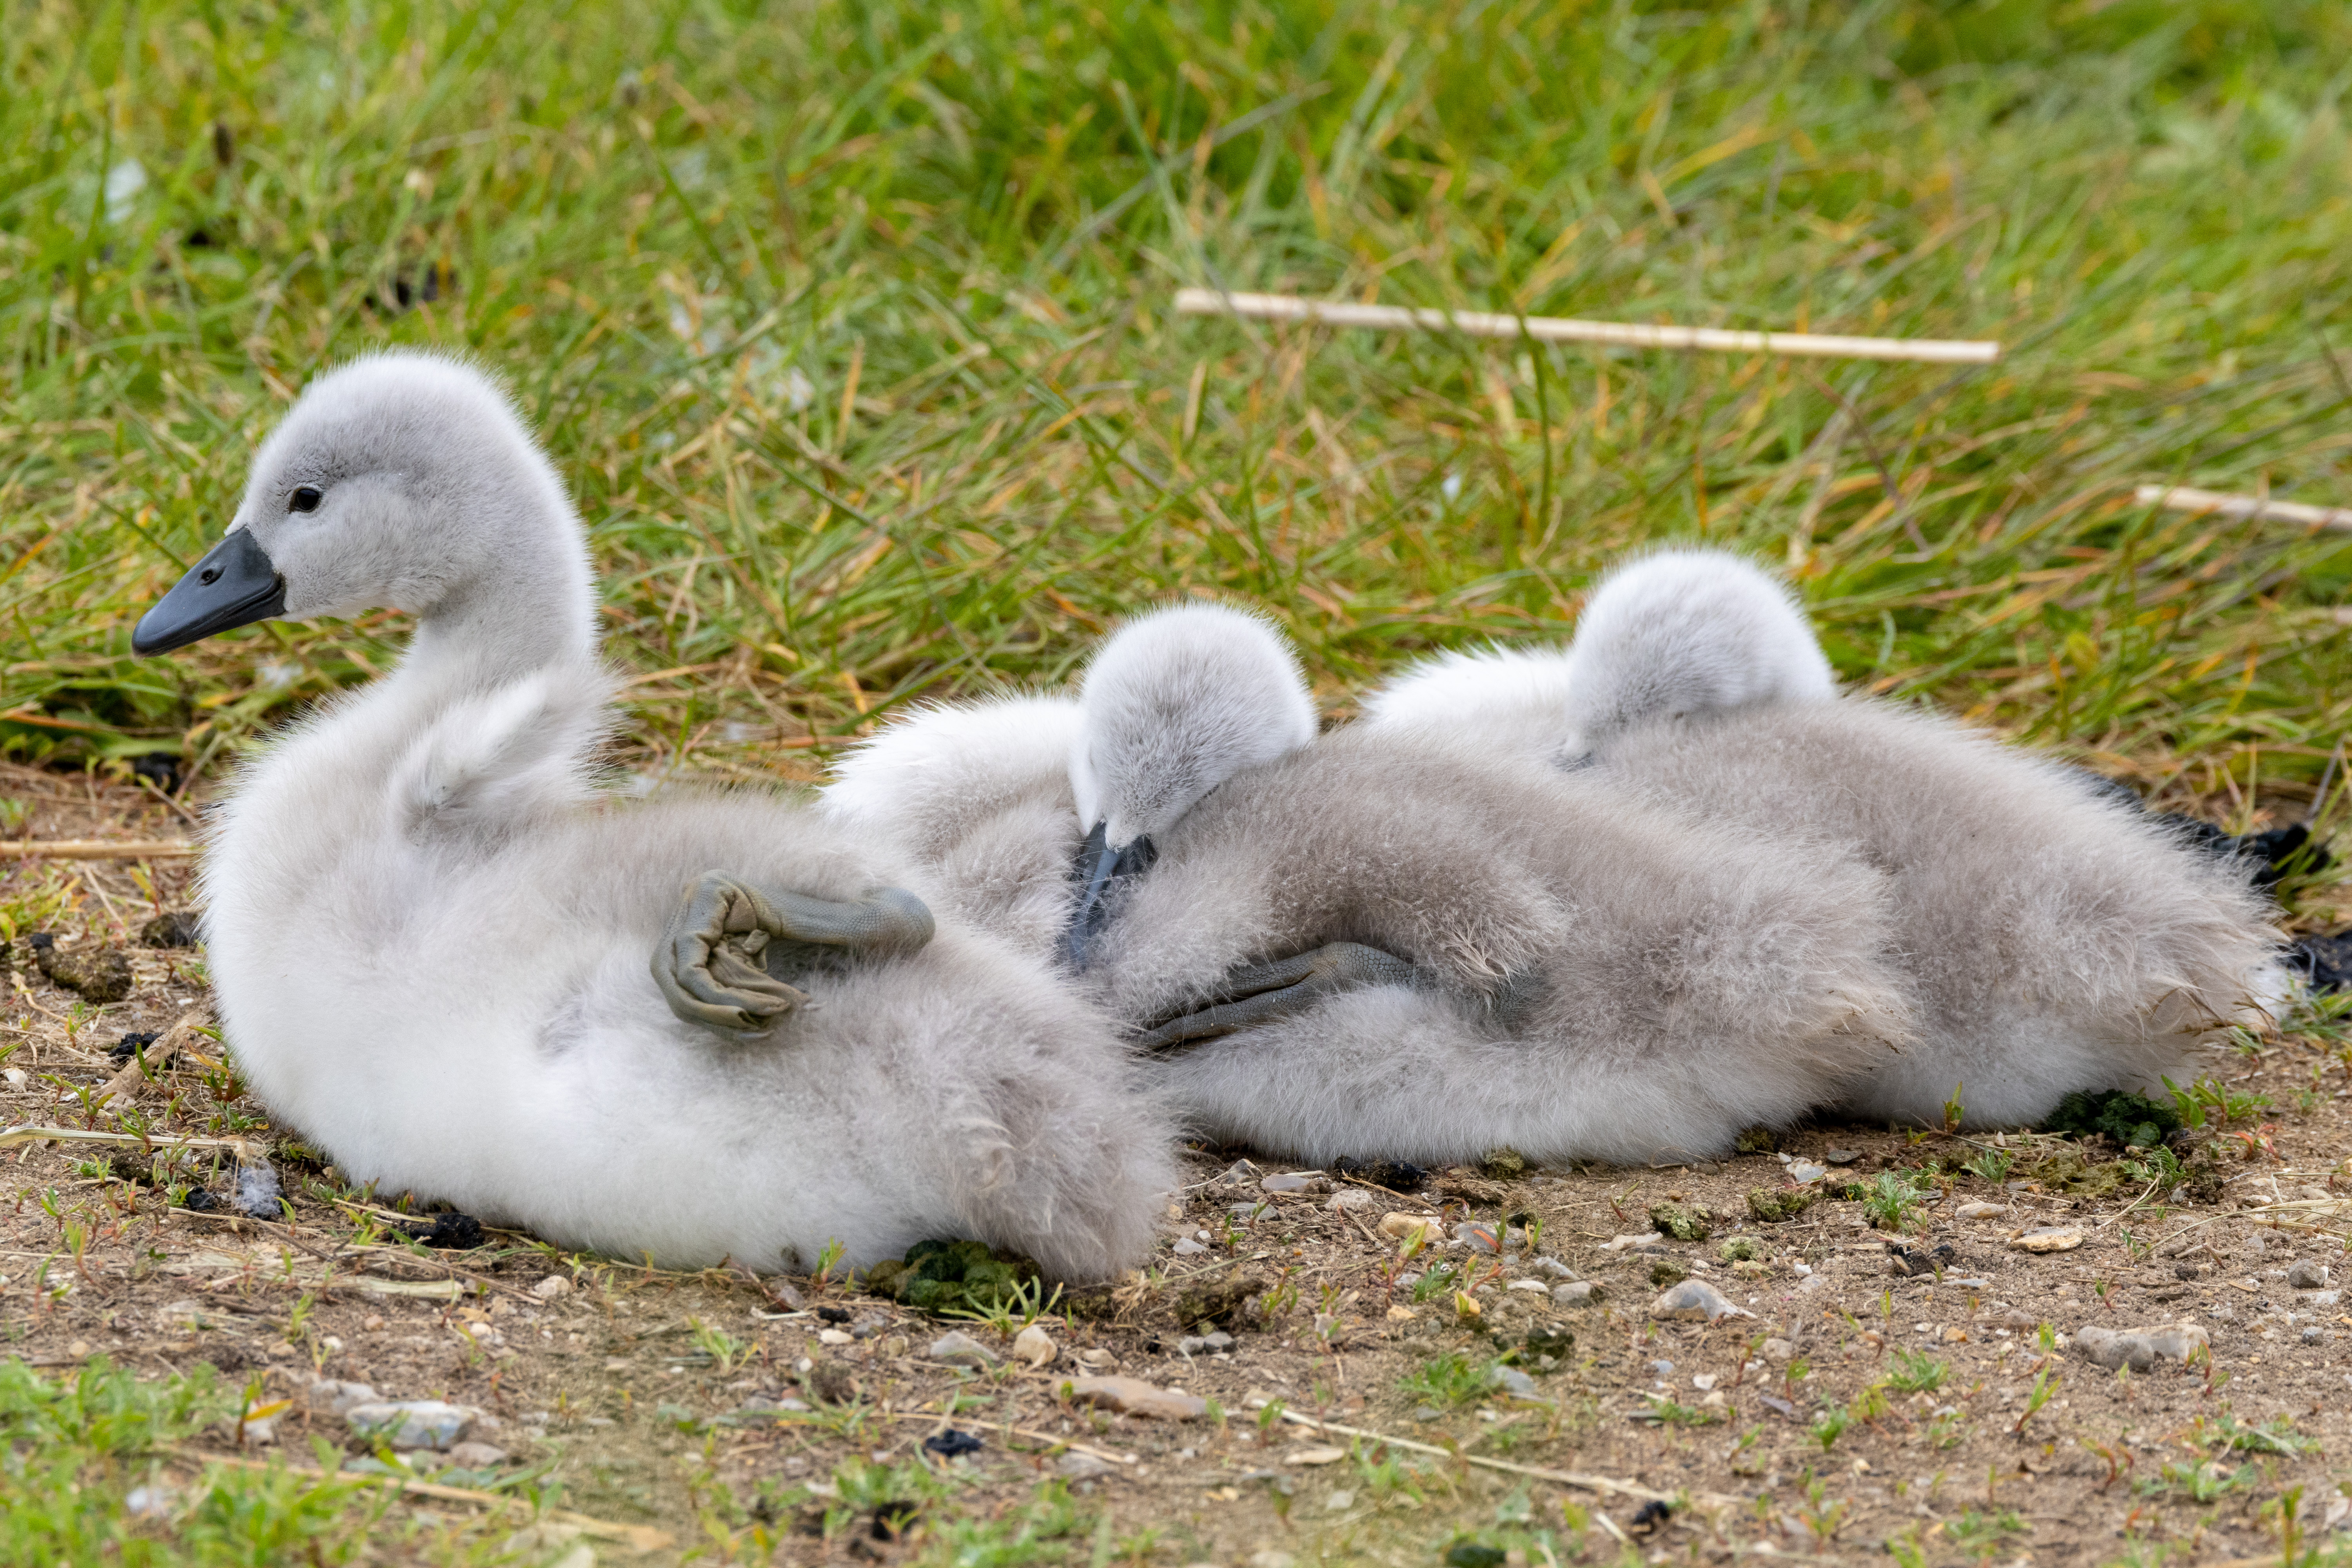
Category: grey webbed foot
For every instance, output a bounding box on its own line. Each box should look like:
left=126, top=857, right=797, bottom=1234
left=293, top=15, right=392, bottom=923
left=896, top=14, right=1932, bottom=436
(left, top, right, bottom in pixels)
left=654, top=871, right=936, bottom=1033
left=1139, top=941, right=1425, bottom=1051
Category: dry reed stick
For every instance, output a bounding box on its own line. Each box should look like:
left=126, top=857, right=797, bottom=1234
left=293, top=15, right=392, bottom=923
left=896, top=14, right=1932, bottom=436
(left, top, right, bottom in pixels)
left=1174, top=288, right=2002, bottom=364
left=0, top=840, right=194, bottom=859
left=2134, top=484, right=2352, bottom=531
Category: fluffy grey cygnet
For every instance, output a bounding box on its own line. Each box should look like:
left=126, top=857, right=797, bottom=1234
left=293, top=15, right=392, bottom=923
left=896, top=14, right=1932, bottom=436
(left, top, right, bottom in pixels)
left=828, top=601, right=1912, bottom=1166
left=134, top=351, right=1172, bottom=1279
left=822, top=603, right=1319, bottom=964
left=1364, top=546, right=2283, bottom=1127
left=1362, top=549, right=1834, bottom=762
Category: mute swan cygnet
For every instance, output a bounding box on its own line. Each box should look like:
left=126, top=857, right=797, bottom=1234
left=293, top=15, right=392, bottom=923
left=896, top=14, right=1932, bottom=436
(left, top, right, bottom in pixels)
left=132, top=351, right=1173, bottom=1279
left=1364, top=548, right=2283, bottom=1128
left=828, top=603, right=1913, bottom=1167
left=1361, top=549, right=1833, bottom=764
left=821, top=603, right=1319, bottom=968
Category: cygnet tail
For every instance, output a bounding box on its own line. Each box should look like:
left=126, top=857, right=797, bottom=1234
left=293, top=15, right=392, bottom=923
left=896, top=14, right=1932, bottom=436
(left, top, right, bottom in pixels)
left=936, top=1034, right=1176, bottom=1279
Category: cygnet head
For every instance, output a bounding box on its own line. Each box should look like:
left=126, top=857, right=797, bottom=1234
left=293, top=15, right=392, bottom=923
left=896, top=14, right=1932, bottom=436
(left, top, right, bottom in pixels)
left=1558, top=548, right=1833, bottom=759
left=1064, top=603, right=1318, bottom=966
left=133, top=351, right=592, bottom=667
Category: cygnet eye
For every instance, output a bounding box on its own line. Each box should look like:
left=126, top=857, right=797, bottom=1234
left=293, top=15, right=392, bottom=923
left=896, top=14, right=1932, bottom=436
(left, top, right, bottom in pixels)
left=288, top=485, right=323, bottom=514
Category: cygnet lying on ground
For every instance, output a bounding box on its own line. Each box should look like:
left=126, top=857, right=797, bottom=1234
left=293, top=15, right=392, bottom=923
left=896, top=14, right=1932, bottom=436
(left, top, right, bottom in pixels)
left=821, top=604, right=1912, bottom=1167
left=1362, top=549, right=1834, bottom=763
left=821, top=603, right=1317, bottom=967
left=132, top=351, right=1172, bottom=1279
left=1362, top=548, right=2283, bottom=1128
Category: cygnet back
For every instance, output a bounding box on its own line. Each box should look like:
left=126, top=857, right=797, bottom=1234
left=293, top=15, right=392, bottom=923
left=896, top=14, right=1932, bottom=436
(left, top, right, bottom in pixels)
left=1559, top=549, right=1835, bottom=755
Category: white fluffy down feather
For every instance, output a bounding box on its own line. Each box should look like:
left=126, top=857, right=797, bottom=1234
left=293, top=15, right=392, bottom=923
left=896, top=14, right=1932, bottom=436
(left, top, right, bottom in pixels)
left=183, top=352, right=1174, bottom=1279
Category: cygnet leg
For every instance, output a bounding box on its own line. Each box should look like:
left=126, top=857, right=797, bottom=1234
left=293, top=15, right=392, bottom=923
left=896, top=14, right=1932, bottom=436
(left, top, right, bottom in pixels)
left=653, top=871, right=936, bottom=1033
left=1139, top=942, right=1423, bottom=1051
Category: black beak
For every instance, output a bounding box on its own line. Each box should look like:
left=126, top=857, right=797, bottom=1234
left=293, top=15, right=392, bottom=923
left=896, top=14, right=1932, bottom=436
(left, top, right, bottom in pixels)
left=1064, top=820, right=1156, bottom=971
left=132, top=530, right=286, bottom=655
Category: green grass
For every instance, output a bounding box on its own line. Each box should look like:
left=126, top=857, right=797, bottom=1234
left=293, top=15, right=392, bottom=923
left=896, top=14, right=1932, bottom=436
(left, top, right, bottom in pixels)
left=0, top=1356, right=507, bottom=1565
left=6, top=0, right=2352, bottom=1554
left=1, top=0, right=2350, bottom=834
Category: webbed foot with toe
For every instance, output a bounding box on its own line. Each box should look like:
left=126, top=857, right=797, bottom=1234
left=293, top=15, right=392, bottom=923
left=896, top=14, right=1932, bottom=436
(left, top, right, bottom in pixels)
left=654, top=871, right=936, bottom=1033
left=1139, top=941, right=1425, bottom=1051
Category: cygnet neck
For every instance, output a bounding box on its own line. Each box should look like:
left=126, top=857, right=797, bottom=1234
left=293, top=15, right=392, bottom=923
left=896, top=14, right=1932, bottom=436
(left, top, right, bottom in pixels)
left=400, top=507, right=599, bottom=687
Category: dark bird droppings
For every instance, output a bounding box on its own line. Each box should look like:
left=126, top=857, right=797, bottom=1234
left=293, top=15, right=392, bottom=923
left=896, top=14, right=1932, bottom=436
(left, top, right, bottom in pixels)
left=141, top=911, right=201, bottom=949
left=817, top=1305, right=851, bottom=1324
left=399, top=1211, right=485, bottom=1250
left=182, top=1188, right=219, bottom=1212
left=1330, top=1157, right=1427, bottom=1193
left=129, top=753, right=181, bottom=794
left=111, top=1031, right=160, bottom=1061
left=921, top=1429, right=983, bottom=1458
left=1445, top=1546, right=1507, bottom=1568
left=1629, top=1499, right=1673, bottom=1534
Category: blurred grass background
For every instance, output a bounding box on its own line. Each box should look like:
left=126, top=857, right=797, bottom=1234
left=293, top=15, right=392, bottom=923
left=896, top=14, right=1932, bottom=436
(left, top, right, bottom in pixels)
left=3, top=0, right=2350, bottom=821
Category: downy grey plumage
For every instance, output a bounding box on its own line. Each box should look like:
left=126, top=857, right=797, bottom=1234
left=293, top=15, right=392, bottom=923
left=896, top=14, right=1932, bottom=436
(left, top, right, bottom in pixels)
left=151, top=351, right=1173, bottom=1279
left=829, top=601, right=1912, bottom=1166
left=1363, top=547, right=2283, bottom=1127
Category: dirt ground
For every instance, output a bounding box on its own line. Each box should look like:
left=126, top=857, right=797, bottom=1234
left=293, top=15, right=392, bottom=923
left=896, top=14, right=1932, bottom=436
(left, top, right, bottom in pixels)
left=5, top=763, right=2352, bottom=1566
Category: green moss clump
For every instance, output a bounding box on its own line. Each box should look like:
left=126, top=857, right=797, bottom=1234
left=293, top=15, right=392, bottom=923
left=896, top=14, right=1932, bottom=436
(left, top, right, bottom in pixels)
left=1479, top=1146, right=1528, bottom=1179
left=1733, top=1125, right=1780, bottom=1156
left=2041, top=1089, right=2181, bottom=1150
left=1648, top=1259, right=1689, bottom=1288
left=2020, top=1146, right=2129, bottom=1200
left=1747, top=1187, right=1817, bottom=1223
left=1719, top=1237, right=1762, bottom=1263
left=1648, top=1201, right=1711, bottom=1241
left=862, top=1239, right=1037, bottom=1316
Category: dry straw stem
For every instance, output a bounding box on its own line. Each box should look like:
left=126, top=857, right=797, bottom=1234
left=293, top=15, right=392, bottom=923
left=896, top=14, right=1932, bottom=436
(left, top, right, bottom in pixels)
left=2135, top=484, right=2352, bottom=531
left=0, top=840, right=194, bottom=860
left=0, top=1123, right=261, bottom=1161
left=1247, top=1398, right=1741, bottom=1510
left=172, top=1449, right=674, bottom=1552
left=1175, top=288, right=2002, bottom=364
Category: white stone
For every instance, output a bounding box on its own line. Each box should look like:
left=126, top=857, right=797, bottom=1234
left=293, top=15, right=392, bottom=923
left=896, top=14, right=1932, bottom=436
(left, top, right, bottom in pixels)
left=2071, top=1321, right=2210, bottom=1372
left=531, top=1276, right=574, bottom=1300
left=1649, top=1279, right=1753, bottom=1322
left=345, top=1400, right=479, bottom=1451
left=927, top=1331, right=996, bottom=1368
left=1013, top=1324, right=1057, bottom=1368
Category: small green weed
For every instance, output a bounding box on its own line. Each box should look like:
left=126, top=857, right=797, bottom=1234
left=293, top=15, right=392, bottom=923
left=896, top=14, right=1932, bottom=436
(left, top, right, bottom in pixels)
left=1858, top=1171, right=1928, bottom=1232
left=1401, top=1351, right=1504, bottom=1412
left=1886, top=1348, right=1947, bottom=1395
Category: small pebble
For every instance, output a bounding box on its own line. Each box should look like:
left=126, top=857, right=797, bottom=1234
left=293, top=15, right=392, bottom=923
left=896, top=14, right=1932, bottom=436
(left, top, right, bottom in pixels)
left=1259, top=1171, right=1328, bottom=1195
left=1013, top=1324, right=1057, bottom=1367
left=1823, top=1148, right=1861, bottom=1165
left=1171, top=1238, right=1209, bottom=1256
left=1061, top=1374, right=1207, bottom=1420
left=1325, top=1189, right=1373, bottom=1212
left=1057, top=1450, right=1117, bottom=1479
left=2303, top=1326, right=2327, bottom=1346
left=2288, top=1259, right=2331, bottom=1290
left=1761, top=1337, right=1794, bottom=1363
left=344, top=1400, right=479, bottom=1451
left=1527, top=1256, right=1574, bottom=1279
left=1551, top=1281, right=1603, bottom=1308
left=1649, top=1278, right=1753, bottom=1323
left=444, top=1441, right=508, bottom=1470
left=531, top=1276, right=573, bottom=1300
left=927, top=1331, right=996, bottom=1368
